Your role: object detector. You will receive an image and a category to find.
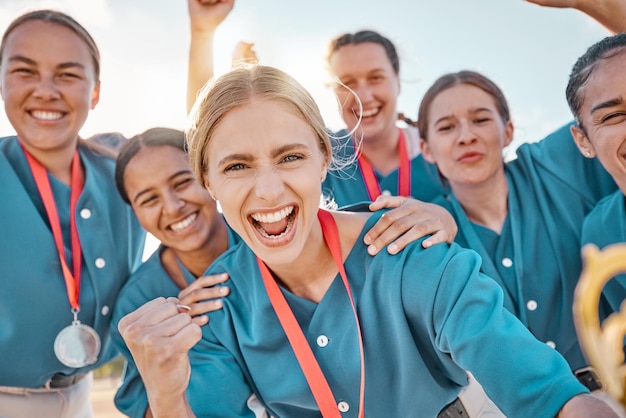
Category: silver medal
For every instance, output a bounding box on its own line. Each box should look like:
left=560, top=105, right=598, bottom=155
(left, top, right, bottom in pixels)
left=54, top=313, right=101, bottom=368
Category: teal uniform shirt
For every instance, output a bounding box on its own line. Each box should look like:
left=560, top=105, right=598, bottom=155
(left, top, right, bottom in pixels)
left=322, top=129, right=445, bottom=207
left=0, top=136, right=145, bottom=388
left=431, top=123, right=617, bottom=371
left=581, top=190, right=626, bottom=316
left=186, top=212, right=587, bottom=418
left=111, top=226, right=239, bottom=418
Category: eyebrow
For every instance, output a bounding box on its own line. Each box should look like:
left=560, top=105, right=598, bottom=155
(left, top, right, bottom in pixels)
left=131, top=169, right=191, bottom=205
left=590, top=97, right=624, bottom=115
left=432, top=107, right=493, bottom=126
left=8, top=55, right=87, bottom=72
left=217, top=143, right=308, bottom=167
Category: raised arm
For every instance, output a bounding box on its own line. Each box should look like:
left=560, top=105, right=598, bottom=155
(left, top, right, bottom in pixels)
left=118, top=298, right=204, bottom=418
left=525, top=0, right=626, bottom=34
left=186, top=0, right=234, bottom=114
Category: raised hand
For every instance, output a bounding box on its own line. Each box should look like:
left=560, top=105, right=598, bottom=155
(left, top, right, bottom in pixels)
left=118, top=297, right=205, bottom=417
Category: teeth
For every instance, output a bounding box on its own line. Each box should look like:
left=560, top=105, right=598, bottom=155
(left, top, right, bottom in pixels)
left=251, top=206, right=293, bottom=223
left=31, top=110, right=63, bottom=121
left=358, top=108, right=379, bottom=118
left=170, top=213, right=197, bottom=231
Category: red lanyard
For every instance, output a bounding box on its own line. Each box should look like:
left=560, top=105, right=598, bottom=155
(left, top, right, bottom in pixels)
left=356, top=128, right=411, bottom=201
left=257, top=209, right=365, bottom=418
left=23, top=147, right=84, bottom=311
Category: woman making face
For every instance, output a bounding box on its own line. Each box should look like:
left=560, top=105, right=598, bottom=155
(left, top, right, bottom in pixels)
left=119, top=65, right=615, bottom=418
left=418, top=70, right=617, bottom=385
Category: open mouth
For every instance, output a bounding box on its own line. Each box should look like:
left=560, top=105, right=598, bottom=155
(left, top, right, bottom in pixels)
left=250, top=206, right=296, bottom=239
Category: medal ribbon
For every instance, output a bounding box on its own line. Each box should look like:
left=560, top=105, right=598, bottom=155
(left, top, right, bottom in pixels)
left=356, top=128, right=411, bottom=200
left=23, top=147, right=84, bottom=310
left=257, top=209, right=365, bottom=418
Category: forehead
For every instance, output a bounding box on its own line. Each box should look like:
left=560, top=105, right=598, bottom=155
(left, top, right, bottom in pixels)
left=2, top=20, right=93, bottom=67
left=579, top=50, right=626, bottom=111
left=329, top=42, right=394, bottom=77
left=125, top=146, right=188, bottom=183
left=429, top=83, right=498, bottom=116
left=207, top=99, right=318, bottom=160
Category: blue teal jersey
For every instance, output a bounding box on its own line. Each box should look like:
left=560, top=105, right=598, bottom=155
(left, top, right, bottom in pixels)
left=186, top=212, right=586, bottom=418
left=432, top=122, right=617, bottom=371
left=0, top=136, right=145, bottom=388
left=322, top=129, right=445, bottom=207
left=581, top=190, right=626, bottom=317
left=111, top=226, right=239, bottom=418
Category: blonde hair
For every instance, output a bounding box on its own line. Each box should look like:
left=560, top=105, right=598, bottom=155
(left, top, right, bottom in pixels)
left=187, top=65, right=332, bottom=186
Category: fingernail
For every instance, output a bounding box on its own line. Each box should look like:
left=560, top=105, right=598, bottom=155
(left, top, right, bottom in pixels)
left=367, top=244, right=377, bottom=255
left=200, top=315, right=209, bottom=325
left=220, top=287, right=229, bottom=295
left=176, top=303, right=191, bottom=313
left=363, top=235, right=372, bottom=245
left=388, top=244, right=398, bottom=254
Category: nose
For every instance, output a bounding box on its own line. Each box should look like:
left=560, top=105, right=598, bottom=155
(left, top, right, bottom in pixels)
left=353, top=82, right=374, bottom=106
left=32, top=77, right=61, bottom=101
left=457, top=120, right=477, bottom=145
left=162, top=190, right=185, bottom=215
left=254, top=167, right=285, bottom=203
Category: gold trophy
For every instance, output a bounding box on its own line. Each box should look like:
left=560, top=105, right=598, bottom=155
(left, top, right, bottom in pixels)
left=573, top=243, right=626, bottom=405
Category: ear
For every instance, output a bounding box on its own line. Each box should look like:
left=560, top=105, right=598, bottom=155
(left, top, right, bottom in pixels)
left=320, top=156, right=330, bottom=182
left=570, top=124, right=595, bottom=158
left=420, top=138, right=436, bottom=164
left=203, top=176, right=217, bottom=200
left=503, top=120, right=514, bottom=148
left=90, top=81, right=101, bottom=109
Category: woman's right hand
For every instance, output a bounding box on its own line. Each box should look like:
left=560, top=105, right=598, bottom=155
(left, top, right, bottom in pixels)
left=524, top=0, right=626, bottom=34
left=188, top=0, right=235, bottom=34
left=178, top=273, right=230, bottom=318
left=119, top=297, right=205, bottom=416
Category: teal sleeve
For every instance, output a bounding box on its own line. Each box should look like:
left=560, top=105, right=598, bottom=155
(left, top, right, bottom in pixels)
left=518, top=122, right=617, bottom=204
left=403, top=243, right=587, bottom=417
left=187, top=323, right=260, bottom=417
left=109, top=294, right=150, bottom=418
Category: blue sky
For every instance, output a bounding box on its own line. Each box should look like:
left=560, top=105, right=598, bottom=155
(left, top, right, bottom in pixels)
left=0, top=0, right=611, bottom=148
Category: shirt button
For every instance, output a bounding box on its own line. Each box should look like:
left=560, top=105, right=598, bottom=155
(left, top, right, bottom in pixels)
left=80, top=208, right=92, bottom=219
left=95, top=258, right=106, bottom=269
left=527, top=300, right=538, bottom=311
left=501, top=257, right=513, bottom=268
left=337, top=401, right=349, bottom=412
left=101, top=305, right=110, bottom=316
left=546, top=341, right=556, bottom=349
left=317, top=335, right=329, bottom=347
left=381, top=190, right=391, bottom=196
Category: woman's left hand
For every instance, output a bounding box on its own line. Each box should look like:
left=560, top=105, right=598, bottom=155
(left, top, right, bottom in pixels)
left=178, top=273, right=230, bottom=318
left=364, top=195, right=457, bottom=255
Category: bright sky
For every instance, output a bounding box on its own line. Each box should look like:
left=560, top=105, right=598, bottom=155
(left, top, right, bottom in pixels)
left=0, top=0, right=611, bottom=148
